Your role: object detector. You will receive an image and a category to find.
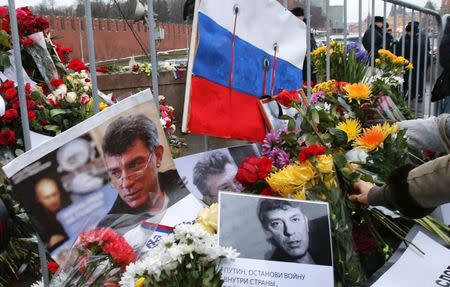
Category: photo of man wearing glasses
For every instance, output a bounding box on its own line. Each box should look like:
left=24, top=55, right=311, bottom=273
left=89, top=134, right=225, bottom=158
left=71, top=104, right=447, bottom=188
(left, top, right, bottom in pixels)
left=98, top=114, right=189, bottom=235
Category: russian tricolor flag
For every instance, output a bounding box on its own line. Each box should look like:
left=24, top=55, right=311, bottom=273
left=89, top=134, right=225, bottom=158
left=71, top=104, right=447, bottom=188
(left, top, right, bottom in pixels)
left=183, top=0, right=307, bottom=142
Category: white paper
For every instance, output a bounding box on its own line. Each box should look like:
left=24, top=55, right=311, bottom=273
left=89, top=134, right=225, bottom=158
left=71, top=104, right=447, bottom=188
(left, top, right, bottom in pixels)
left=221, top=258, right=334, bottom=287
left=371, top=231, right=450, bottom=287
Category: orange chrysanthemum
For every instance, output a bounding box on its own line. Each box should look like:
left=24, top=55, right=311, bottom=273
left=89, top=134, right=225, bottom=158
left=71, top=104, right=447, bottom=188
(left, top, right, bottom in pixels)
left=343, top=83, right=372, bottom=102
left=353, top=126, right=386, bottom=151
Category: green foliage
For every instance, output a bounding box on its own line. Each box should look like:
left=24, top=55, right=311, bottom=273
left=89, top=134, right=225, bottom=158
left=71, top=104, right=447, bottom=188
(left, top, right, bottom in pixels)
left=365, top=130, right=410, bottom=180
left=0, top=172, right=43, bottom=287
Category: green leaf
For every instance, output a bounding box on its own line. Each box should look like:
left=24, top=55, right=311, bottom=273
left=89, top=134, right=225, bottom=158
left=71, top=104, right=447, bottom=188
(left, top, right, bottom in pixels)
left=30, top=91, right=44, bottom=101
left=50, top=109, right=70, bottom=118
left=0, top=51, right=10, bottom=67
left=333, top=153, right=347, bottom=169
left=43, top=125, right=61, bottom=133
left=329, top=128, right=348, bottom=146
left=311, top=109, right=320, bottom=124
left=288, top=118, right=296, bottom=131
left=0, top=30, right=10, bottom=49
left=278, top=114, right=293, bottom=120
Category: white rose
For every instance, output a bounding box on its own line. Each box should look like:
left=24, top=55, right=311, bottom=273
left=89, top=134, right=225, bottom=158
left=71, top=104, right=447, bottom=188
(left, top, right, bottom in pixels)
left=58, top=84, right=68, bottom=94
left=65, top=92, right=77, bottom=103
left=83, top=85, right=89, bottom=92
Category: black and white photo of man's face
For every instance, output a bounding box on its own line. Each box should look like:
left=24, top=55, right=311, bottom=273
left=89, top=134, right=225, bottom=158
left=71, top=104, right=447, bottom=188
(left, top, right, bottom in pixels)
left=265, top=206, right=309, bottom=260
left=204, top=162, right=242, bottom=202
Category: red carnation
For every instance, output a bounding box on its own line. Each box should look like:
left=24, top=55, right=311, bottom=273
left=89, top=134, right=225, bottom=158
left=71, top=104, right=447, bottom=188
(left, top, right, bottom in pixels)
left=0, top=129, right=16, bottom=146
left=4, top=88, right=17, bottom=100
left=50, top=78, right=63, bottom=88
left=236, top=156, right=273, bottom=186
left=298, top=144, right=327, bottom=163
left=67, top=58, right=87, bottom=72
left=2, top=109, right=18, bottom=122
left=47, top=261, right=59, bottom=274
left=78, top=227, right=136, bottom=268
left=275, top=89, right=300, bottom=107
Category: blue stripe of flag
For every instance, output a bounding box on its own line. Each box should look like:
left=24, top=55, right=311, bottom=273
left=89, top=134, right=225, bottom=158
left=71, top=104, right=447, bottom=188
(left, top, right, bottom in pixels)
left=193, top=12, right=303, bottom=98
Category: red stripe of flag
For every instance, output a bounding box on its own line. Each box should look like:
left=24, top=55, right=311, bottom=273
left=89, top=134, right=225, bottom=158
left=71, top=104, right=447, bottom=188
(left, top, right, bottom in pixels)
left=188, top=76, right=266, bottom=142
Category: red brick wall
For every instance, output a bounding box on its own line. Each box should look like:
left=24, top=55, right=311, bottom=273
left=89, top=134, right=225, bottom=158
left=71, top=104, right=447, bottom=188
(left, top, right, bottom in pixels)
left=45, top=16, right=192, bottom=61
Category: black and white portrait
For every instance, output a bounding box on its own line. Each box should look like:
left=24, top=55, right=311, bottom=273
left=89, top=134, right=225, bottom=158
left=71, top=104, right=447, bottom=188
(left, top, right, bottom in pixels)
left=174, top=144, right=260, bottom=203
left=259, top=98, right=302, bottom=131
left=219, top=192, right=332, bottom=266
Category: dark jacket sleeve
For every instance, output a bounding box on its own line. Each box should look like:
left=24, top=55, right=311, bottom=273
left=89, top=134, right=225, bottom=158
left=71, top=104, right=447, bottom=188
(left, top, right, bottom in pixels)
left=368, top=155, right=450, bottom=218
left=439, top=19, right=450, bottom=71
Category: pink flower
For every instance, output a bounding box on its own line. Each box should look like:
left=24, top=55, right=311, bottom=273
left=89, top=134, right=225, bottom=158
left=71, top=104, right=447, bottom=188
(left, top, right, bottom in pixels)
left=80, top=93, right=90, bottom=105
left=46, top=94, right=59, bottom=107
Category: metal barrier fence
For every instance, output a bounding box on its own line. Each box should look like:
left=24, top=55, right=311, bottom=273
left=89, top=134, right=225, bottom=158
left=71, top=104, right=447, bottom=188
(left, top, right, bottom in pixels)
left=301, top=0, right=445, bottom=118
left=3, top=0, right=446, bottom=285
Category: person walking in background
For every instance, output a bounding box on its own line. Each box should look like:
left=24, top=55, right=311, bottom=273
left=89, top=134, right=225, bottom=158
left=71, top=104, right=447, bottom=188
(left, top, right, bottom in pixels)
left=290, top=7, right=317, bottom=85
left=397, top=21, right=431, bottom=101
left=362, top=16, right=385, bottom=57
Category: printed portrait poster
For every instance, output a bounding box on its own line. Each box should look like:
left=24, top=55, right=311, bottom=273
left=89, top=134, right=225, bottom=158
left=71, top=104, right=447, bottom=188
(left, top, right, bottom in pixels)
left=174, top=144, right=260, bottom=203
left=218, top=192, right=334, bottom=287
left=2, top=89, right=203, bottom=262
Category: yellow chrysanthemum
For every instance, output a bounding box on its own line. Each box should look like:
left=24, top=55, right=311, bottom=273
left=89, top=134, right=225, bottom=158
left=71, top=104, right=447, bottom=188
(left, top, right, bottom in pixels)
left=266, top=163, right=316, bottom=197
left=311, top=46, right=326, bottom=57
left=380, top=122, right=398, bottom=137
left=375, top=58, right=381, bottom=64
left=99, top=102, right=108, bottom=111
left=336, top=118, right=362, bottom=142
left=353, top=126, right=386, bottom=151
left=378, top=49, right=396, bottom=60
left=316, top=154, right=334, bottom=174
left=406, top=63, right=414, bottom=70
left=312, top=80, right=337, bottom=96
left=343, top=83, right=372, bottom=102
left=135, top=277, right=146, bottom=287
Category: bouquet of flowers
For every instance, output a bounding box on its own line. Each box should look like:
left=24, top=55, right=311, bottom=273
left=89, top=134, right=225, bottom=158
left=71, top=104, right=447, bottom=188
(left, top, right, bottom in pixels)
left=47, top=227, right=136, bottom=287
left=311, top=41, right=368, bottom=83
left=0, top=79, right=44, bottom=156
left=120, top=223, right=238, bottom=287
left=39, top=70, right=95, bottom=134
left=235, top=84, right=450, bottom=285
left=159, top=95, right=186, bottom=158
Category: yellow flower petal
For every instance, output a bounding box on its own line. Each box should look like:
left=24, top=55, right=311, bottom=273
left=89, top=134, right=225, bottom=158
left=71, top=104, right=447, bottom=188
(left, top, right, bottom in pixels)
left=336, top=119, right=362, bottom=142
left=135, top=277, right=146, bottom=287
left=343, top=83, right=372, bottom=102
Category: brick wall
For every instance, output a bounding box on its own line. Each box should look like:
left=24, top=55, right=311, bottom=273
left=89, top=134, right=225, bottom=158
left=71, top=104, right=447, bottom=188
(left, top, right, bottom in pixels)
left=45, top=16, right=192, bottom=61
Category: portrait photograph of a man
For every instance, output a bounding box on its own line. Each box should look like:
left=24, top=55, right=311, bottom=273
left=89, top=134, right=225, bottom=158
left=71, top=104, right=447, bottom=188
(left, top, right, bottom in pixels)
left=219, top=192, right=332, bottom=266
left=174, top=144, right=259, bottom=203
left=3, top=90, right=202, bottom=261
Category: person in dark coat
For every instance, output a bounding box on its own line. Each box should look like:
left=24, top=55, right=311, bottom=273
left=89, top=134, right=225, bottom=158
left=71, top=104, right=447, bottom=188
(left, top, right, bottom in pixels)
left=397, top=21, right=431, bottom=100
left=290, top=7, right=317, bottom=85
left=439, top=17, right=450, bottom=113
left=362, top=16, right=385, bottom=57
